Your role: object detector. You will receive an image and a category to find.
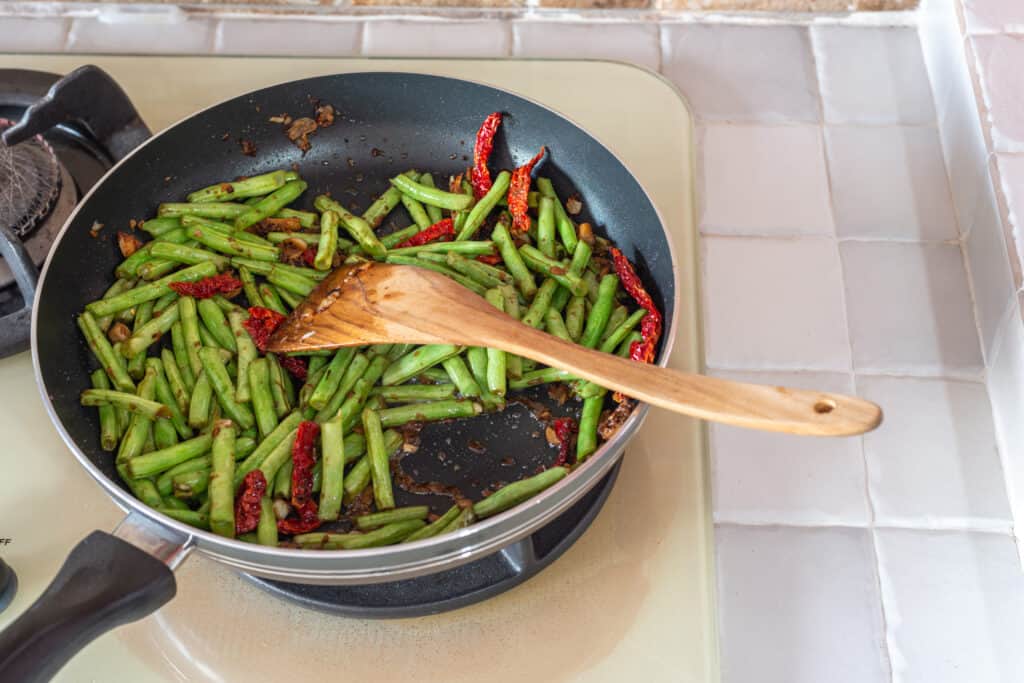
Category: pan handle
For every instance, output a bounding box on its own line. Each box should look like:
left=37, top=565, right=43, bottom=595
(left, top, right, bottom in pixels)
left=0, top=512, right=192, bottom=683
left=0, top=223, right=38, bottom=358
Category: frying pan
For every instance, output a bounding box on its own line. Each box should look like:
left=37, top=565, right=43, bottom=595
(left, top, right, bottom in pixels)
left=0, top=67, right=677, bottom=682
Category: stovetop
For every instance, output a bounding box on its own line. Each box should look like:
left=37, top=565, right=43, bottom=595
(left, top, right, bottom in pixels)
left=0, top=54, right=714, bottom=682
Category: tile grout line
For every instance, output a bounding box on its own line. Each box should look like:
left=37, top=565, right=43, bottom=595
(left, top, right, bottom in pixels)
left=810, top=29, right=896, bottom=681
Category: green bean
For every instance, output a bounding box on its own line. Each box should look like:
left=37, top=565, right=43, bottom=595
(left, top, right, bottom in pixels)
left=370, top=383, right=458, bottom=402
left=257, top=427, right=299, bottom=485
left=577, top=389, right=606, bottom=462
left=314, top=195, right=386, bottom=260
left=377, top=399, right=482, bottom=427
left=473, top=466, right=568, bottom=519
left=356, top=506, right=429, bottom=531
left=465, top=347, right=504, bottom=411
left=536, top=177, right=577, bottom=254
left=137, top=254, right=188, bottom=281
left=384, top=254, right=488, bottom=297
left=247, top=359, right=278, bottom=439
left=536, top=196, right=557, bottom=258
left=172, top=468, right=209, bottom=499
left=268, top=268, right=316, bottom=297
left=148, top=242, right=229, bottom=270
left=314, top=352, right=369, bottom=422
left=617, top=330, right=643, bottom=357
left=564, top=295, right=586, bottom=341
left=489, top=221, right=536, bottom=299
left=390, top=174, right=472, bottom=211
left=599, top=307, right=646, bottom=354
left=225, top=311, right=254, bottom=405
left=149, top=358, right=191, bottom=440
left=77, top=312, right=134, bottom=392
left=316, top=418, right=346, bottom=521
left=189, top=373, right=214, bottom=429
left=119, top=304, right=180, bottom=359
left=442, top=507, right=476, bottom=534
left=116, top=365, right=157, bottom=465
left=86, top=262, right=218, bottom=318
left=126, top=433, right=213, bottom=478
left=275, top=286, right=303, bottom=309
left=141, top=216, right=183, bottom=236
left=308, top=348, right=356, bottom=411
left=521, top=278, right=558, bottom=329
left=235, top=266, right=263, bottom=308
left=185, top=224, right=279, bottom=261
left=601, top=306, right=629, bottom=345
left=483, top=289, right=508, bottom=396
left=400, top=193, right=433, bottom=231
left=170, top=321, right=196, bottom=391
left=198, top=323, right=224, bottom=352
left=382, top=344, right=462, bottom=386
left=544, top=307, right=572, bottom=342
left=179, top=216, right=275, bottom=248
left=339, top=355, right=390, bottom=431
left=362, top=186, right=404, bottom=229
left=258, top=283, right=287, bottom=315
left=276, top=208, right=317, bottom=228
left=235, top=436, right=257, bottom=460
left=158, top=508, right=209, bottom=530
left=580, top=274, right=619, bottom=349
left=583, top=270, right=600, bottom=304
left=257, top=496, right=278, bottom=546
left=296, top=519, right=426, bottom=549
left=199, top=347, right=254, bottom=430
left=156, top=456, right=211, bottom=497
left=158, top=202, right=247, bottom=220
left=114, top=244, right=155, bottom=279
left=161, top=495, right=190, bottom=511
left=94, top=278, right=136, bottom=331
left=401, top=504, right=462, bottom=543
left=187, top=170, right=286, bottom=203
left=235, top=179, right=308, bottom=230
left=444, top=251, right=514, bottom=289
left=441, top=355, right=483, bottom=399
left=234, top=411, right=303, bottom=486
left=508, top=367, right=577, bottom=390
left=89, top=370, right=119, bottom=451
left=377, top=224, right=421, bottom=249
left=125, top=301, right=153, bottom=380
left=314, top=209, right=339, bottom=271
left=417, top=173, right=445, bottom=224
left=80, top=389, right=171, bottom=420
left=230, top=262, right=328, bottom=287
left=457, top=170, right=511, bottom=240
left=519, top=245, right=587, bottom=297
left=267, top=354, right=293, bottom=417
left=388, top=240, right=494, bottom=257
left=274, top=460, right=293, bottom=499
left=193, top=299, right=235, bottom=354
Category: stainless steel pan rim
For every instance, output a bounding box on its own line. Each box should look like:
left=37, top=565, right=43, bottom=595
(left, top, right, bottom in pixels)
left=30, top=70, right=682, bottom=583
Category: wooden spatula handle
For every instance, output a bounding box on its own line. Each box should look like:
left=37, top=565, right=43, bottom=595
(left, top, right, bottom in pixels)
left=480, top=316, right=881, bottom=437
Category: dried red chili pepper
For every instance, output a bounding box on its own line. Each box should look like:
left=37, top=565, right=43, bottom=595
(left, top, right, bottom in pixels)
left=551, top=417, right=578, bottom=467
left=475, top=254, right=503, bottom=266
left=301, top=246, right=318, bottom=268
left=609, top=247, right=662, bottom=366
left=470, top=112, right=502, bottom=199
left=290, top=421, right=320, bottom=508
left=508, top=147, right=546, bottom=234
left=242, top=306, right=286, bottom=353
left=278, top=355, right=308, bottom=381
left=234, top=470, right=267, bottom=535
left=395, top=218, right=455, bottom=248
left=278, top=500, right=322, bottom=535
left=169, top=273, right=243, bottom=300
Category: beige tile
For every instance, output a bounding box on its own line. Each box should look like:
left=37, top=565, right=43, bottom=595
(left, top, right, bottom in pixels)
left=362, top=19, right=510, bottom=57
left=353, top=0, right=524, bottom=6
left=67, top=15, right=216, bottom=54
left=972, top=34, right=1024, bottom=154
left=0, top=16, right=68, bottom=53
left=215, top=19, right=361, bottom=56
left=511, top=21, right=659, bottom=70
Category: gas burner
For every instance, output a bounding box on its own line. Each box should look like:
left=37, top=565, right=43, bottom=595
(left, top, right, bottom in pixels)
left=0, top=118, right=64, bottom=239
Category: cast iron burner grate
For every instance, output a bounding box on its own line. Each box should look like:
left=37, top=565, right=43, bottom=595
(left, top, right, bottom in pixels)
left=0, top=118, right=62, bottom=238
left=244, top=460, right=620, bottom=619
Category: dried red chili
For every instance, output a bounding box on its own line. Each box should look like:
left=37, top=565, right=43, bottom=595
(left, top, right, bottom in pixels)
left=242, top=306, right=286, bottom=353
left=290, top=421, right=320, bottom=508
left=470, top=112, right=502, bottom=199
left=475, top=254, right=503, bottom=266
left=609, top=247, right=662, bottom=365
left=301, top=246, right=318, bottom=268
left=234, top=470, right=267, bottom=535
left=279, top=355, right=308, bottom=381
left=168, top=273, right=243, bottom=300
left=278, top=500, right=322, bottom=535
left=395, top=218, right=455, bottom=248
left=551, top=417, right=578, bottom=467
left=508, top=147, right=546, bottom=234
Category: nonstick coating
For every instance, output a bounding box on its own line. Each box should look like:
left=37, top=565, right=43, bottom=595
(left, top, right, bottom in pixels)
left=34, top=72, right=675, bottom=564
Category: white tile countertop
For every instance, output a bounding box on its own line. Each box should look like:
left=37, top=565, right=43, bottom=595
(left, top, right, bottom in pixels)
left=3, top=5, right=1024, bottom=682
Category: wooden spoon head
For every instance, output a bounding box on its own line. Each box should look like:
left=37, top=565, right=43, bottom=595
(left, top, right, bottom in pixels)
left=267, top=261, right=497, bottom=353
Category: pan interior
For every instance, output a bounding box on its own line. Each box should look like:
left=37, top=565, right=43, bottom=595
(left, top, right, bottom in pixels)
left=34, top=72, right=674, bottom=540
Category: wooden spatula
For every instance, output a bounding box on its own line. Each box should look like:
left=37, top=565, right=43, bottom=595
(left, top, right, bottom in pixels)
left=268, top=262, right=882, bottom=436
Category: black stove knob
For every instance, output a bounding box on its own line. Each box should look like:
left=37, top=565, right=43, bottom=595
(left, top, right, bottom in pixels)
left=0, top=556, right=16, bottom=614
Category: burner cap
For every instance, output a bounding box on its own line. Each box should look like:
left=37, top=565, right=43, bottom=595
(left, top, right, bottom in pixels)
left=0, top=117, right=62, bottom=238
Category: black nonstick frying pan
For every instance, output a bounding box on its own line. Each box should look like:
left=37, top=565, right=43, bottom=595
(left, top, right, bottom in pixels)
left=0, top=66, right=676, bottom=682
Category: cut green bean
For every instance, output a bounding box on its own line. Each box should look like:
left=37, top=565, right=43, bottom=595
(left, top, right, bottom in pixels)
left=465, top=347, right=504, bottom=411
left=317, top=418, right=346, bottom=521
left=156, top=456, right=211, bottom=497
left=187, top=170, right=286, bottom=203
left=188, top=373, right=214, bottom=429
left=580, top=273, right=619, bottom=349
left=577, top=389, right=606, bottom=462
left=170, top=321, right=196, bottom=391
left=141, top=216, right=184, bottom=236
left=445, top=251, right=513, bottom=289
left=90, top=370, right=119, bottom=451
left=457, top=170, right=511, bottom=240
left=508, top=367, right=577, bottom=390
left=125, top=301, right=153, bottom=380
left=356, top=506, right=429, bottom=530
left=370, top=383, right=458, bottom=402
left=257, top=427, right=299, bottom=486
left=257, top=496, right=278, bottom=546
left=308, top=347, right=356, bottom=411
left=77, top=311, right=134, bottom=393
left=126, top=433, right=213, bottom=478
left=362, top=186, right=403, bottom=229
left=158, top=202, right=247, bottom=220
left=519, top=245, right=587, bottom=296
left=442, top=507, right=476, bottom=533
left=390, top=174, right=472, bottom=211
left=86, top=262, right=218, bottom=318
left=234, top=411, right=303, bottom=486
left=314, top=195, right=386, bottom=260
left=149, top=242, right=229, bottom=270
left=314, top=209, right=339, bottom=271
left=149, top=358, right=191, bottom=440
left=384, top=254, right=488, bottom=296
left=248, top=358, right=278, bottom=439
left=121, top=305, right=180, bottom=359
left=314, top=352, right=369, bottom=422
left=521, top=278, right=558, bottom=329
left=196, top=298, right=236, bottom=352
left=172, top=468, right=209, bottom=499
left=473, top=466, right=568, bottom=519
left=400, top=193, right=432, bottom=231
left=484, top=289, right=507, bottom=396
left=363, top=407, right=394, bottom=510
left=80, top=389, right=171, bottom=420
left=417, top=173, right=445, bottom=224
left=199, top=347, right=254, bottom=430
left=599, top=307, right=646, bottom=354
left=382, top=344, right=462, bottom=386
left=258, top=283, right=287, bottom=315
left=544, top=307, right=572, bottom=342
left=536, top=196, right=556, bottom=258
left=234, top=179, right=308, bottom=231
left=441, top=355, right=483, bottom=399
left=376, top=399, right=482, bottom=427
left=564, top=294, right=586, bottom=342
left=388, top=240, right=494, bottom=257
left=536, top=177, right=578, bottom=254
left=339, top=355, right=389, bottom=431
left=158, top=508, right=209, bottom=529
left=185, top=224, right=279, bottom=261
left=401, top=504, right=462, bottom=543
left=94, top=278, right=136, bottom=331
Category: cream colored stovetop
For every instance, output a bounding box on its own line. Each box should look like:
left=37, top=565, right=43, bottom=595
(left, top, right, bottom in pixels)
left=0, top=56, right=716, bottom=682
